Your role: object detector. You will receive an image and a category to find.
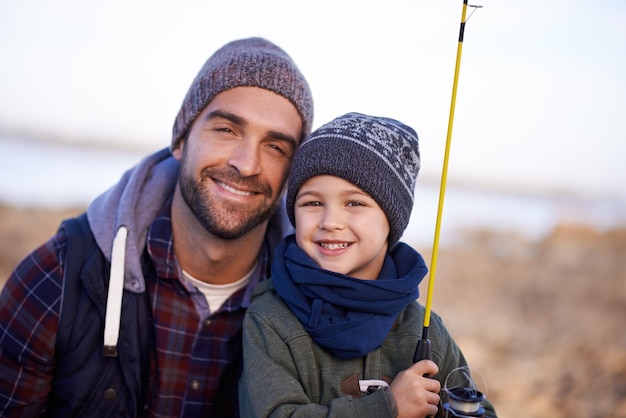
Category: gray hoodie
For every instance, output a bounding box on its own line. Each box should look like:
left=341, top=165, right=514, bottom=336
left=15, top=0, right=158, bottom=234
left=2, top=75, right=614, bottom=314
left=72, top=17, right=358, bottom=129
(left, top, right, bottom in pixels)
left=84, top=146, right=293, bottom=351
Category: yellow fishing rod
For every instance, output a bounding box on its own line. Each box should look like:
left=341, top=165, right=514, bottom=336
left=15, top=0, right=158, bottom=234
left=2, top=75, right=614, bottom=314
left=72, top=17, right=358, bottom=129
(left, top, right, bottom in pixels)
left=414, top=0, right=482, bottom=363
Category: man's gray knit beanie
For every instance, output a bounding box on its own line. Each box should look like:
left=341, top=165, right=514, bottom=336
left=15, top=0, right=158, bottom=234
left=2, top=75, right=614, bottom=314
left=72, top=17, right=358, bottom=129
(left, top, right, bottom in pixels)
left=286, top=112, right=421, bottom=246
left=171, top=37, right=313, bottom=150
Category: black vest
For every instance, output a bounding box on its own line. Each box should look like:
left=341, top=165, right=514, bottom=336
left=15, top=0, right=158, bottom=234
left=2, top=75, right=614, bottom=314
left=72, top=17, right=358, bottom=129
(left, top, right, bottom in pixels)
left=45, top=214, right=152, bottom=417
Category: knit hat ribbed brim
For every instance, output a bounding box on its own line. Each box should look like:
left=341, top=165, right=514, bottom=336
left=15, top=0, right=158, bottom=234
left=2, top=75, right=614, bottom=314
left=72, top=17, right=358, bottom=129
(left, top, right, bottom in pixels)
left=286, top=112, right=421, bottom=246
left=171, top=37, right=313, bottom=149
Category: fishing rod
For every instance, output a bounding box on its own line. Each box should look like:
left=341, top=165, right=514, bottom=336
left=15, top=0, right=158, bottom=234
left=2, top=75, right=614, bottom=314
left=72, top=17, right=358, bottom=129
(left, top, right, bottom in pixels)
left=414, top=0, right=482, bottom=363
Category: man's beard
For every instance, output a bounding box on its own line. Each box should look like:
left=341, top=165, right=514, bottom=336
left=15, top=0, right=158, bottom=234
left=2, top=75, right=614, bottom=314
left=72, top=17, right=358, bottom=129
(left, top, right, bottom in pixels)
left=179, top=164, right=281, bottom=240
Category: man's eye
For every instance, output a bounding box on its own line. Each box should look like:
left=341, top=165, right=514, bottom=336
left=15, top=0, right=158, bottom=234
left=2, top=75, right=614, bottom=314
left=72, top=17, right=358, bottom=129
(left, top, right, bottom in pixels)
left=268, top=144, right=286, bottom=155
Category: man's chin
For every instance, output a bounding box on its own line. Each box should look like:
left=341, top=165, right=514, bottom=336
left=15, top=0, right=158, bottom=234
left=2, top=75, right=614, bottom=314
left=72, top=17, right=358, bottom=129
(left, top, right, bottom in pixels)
left=201, top=208, right=274, bottom=240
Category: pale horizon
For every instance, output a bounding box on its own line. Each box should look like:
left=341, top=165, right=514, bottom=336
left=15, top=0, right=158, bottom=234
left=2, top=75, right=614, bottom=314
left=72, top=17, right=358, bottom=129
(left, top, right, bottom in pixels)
left=1, top=0, right=625, bottom=201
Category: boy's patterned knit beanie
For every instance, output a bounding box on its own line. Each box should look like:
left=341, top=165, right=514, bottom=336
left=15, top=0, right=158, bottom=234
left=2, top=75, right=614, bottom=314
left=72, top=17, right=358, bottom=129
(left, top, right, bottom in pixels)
left=171, top=37, right=313, bottom=150
left=286, top=112, right=421, bottom=246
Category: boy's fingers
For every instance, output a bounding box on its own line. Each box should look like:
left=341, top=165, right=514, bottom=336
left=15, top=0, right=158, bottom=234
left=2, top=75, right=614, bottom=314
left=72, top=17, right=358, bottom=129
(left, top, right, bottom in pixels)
left=411, top=359, right=439, bottom=378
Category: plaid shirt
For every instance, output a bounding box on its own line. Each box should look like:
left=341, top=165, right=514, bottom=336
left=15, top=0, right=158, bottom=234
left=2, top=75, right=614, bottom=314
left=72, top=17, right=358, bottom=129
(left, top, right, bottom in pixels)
left=0, top=203, right=269, bottom=417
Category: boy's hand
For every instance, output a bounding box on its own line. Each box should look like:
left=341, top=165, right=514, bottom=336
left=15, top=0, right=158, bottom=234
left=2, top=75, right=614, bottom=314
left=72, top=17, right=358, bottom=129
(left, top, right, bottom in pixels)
left=390, top=360, right=441, bottom=418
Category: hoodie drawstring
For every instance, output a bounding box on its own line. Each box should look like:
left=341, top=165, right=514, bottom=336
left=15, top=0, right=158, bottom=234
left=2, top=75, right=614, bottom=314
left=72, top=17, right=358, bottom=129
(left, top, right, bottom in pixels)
left=102, top=226, right=128, bottom=357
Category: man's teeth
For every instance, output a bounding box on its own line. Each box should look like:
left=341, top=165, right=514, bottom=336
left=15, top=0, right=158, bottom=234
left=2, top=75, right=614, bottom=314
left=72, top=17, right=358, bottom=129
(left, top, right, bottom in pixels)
left=320, top=242, right=348, bottom=249
left=218, top=181, right=254, bottom=196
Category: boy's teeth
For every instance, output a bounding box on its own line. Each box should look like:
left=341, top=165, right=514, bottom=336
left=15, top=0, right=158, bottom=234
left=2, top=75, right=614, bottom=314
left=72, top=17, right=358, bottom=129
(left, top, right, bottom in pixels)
left=320, top=242, right=348, bottom=249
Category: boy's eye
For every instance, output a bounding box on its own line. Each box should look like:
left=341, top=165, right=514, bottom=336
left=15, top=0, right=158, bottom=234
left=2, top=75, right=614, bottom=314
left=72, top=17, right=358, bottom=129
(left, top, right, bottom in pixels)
left=301, top=200, right=322, bottom=207
left=346, top=201, right=365, bottom=207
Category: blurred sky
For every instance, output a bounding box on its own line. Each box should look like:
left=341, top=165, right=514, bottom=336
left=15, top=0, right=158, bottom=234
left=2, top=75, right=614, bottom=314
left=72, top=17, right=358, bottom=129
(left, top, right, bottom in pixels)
left=1, top=0, right=625, bottom=201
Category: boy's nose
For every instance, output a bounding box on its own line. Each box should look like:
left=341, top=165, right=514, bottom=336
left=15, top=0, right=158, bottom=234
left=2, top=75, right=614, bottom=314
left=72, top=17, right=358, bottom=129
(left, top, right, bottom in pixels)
left=320, top=207, right=345, bottom=231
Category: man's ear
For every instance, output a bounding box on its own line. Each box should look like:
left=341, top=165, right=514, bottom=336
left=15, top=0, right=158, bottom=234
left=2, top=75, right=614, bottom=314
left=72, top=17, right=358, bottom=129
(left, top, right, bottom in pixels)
left=172, top=139, right=185, bottom=160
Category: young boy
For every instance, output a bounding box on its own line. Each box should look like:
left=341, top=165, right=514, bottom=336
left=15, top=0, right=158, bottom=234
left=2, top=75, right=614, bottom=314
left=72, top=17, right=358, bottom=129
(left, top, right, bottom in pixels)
left=239, top=113, right=497, bottom=417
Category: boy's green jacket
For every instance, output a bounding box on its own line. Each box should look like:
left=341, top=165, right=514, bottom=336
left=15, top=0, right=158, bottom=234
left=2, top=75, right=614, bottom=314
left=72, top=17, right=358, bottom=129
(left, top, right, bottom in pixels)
left=239, top=279, right=497, bottom=417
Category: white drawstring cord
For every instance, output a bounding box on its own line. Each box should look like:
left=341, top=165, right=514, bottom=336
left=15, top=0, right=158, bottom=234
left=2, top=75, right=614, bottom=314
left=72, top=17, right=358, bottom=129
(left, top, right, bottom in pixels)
left=102, top=226, right=128, bottom=357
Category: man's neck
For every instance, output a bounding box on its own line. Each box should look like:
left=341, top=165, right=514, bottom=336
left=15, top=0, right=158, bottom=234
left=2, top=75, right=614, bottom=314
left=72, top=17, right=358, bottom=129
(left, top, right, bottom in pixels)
left=170, top=189, right=267, bottom=285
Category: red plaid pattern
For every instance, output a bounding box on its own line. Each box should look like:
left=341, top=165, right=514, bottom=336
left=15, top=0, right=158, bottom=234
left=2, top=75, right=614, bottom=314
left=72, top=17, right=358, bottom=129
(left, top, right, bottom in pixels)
left=0, top=204, right=267, bottom=417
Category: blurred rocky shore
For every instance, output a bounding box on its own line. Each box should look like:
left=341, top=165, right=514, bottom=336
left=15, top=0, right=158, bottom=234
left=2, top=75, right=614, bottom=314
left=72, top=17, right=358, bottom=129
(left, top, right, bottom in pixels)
left=1, top=204, right=624, bottom=417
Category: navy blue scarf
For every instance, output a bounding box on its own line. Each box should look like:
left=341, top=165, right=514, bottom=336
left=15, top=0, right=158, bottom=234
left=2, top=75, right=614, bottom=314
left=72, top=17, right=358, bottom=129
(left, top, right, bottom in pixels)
left=272, top=235, right=428, bottom=359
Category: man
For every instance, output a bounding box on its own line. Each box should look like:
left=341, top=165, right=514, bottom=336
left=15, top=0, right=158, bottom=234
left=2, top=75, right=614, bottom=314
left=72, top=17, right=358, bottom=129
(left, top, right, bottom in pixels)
left=0, top=37, right=313, bottom=417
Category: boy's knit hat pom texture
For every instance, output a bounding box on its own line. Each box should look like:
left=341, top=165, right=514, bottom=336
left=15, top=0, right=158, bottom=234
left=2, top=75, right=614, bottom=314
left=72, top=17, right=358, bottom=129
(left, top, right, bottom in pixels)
left=287, top=112, right=421, bottom=246
left=171, top=37, right=313, bottom=149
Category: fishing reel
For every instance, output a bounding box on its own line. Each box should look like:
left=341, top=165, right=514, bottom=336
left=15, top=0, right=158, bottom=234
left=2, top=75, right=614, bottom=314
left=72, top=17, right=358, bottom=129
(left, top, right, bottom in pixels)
left=441, top=367, right=487, bottom=418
